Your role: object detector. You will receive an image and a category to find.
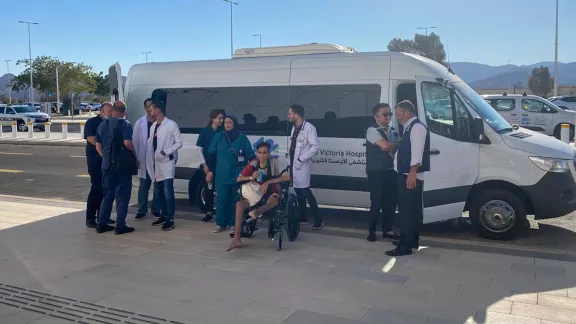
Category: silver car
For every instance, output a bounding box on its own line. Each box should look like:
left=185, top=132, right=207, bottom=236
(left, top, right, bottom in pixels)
left=0, top=105, right=51, bottom=132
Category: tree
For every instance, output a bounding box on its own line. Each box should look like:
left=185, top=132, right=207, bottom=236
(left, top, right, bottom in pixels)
left=11, top=56, right=96, bottom=98
left=387, top=32, right=447, bottom=66
left=528, top=66, right=554, bottom=98
left=92, top=72, right=109, bottom=97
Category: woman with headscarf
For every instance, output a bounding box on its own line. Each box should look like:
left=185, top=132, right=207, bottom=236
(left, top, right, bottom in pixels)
left=206, top=116, right=255, bottom=233
left=196, top=109, right=225, bottom=222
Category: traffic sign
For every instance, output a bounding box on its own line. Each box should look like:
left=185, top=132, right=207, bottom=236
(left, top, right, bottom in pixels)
left=47, top=91, right=53, bottom=96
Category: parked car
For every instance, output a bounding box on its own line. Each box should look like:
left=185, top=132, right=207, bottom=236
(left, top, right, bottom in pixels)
left=549, top=95, right=576, bottom=111
left=0, top=105, right=51, bottom=131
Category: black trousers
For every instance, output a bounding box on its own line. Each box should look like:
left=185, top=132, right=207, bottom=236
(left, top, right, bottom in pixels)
left=397, top=174, right=424, bottom=248
left=86, top=164, right=103, bottom=221
left=295, top=187, right=322, bottom=225
left=368, top=170, right=398, bottom=234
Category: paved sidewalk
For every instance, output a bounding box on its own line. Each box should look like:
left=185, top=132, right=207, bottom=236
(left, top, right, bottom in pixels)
left=0, top=132, right=84, bottom=146
left=0, top=195, right=575, bottom=324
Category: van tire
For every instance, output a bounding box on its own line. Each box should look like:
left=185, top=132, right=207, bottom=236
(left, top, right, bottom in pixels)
left=190, top=179, right=208, bottom=213
left=553, top=124, right=575, bottom=140
left=17, top=120, right=27, bottom=132
left=469, top=189, right=526, bottom=240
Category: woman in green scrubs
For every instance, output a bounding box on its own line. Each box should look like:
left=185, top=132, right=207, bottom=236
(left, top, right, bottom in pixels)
left=206, top=116, right=254, bottom=233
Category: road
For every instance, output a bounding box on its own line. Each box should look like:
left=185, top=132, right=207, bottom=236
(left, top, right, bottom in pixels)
left=1, top=144, right=576, bottom=256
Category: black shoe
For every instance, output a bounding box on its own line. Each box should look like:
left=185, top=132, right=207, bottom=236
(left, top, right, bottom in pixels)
left=312, top=222, right=324, bottom=230
left=162, top=220, right=175, bottom=231
left=385, top=247, right=412, bottom=257
left=96, top=224, right=115, bottom=234
left=135, top=213, right=147, bottom=221
left=86, top=219, right=97, bottom=229
left=383, top=232, right=399, bottom=240
left=300, top=218, right=308, bottom=224
left=393, top=240, right=419, bottom=249
left=152, top=212, right=162, bottom=219
left=367, top=233, right=376, bottom=242
left=107, top=219, right=116, bottom=225
left=152, top=217, right=166, bottom=226
left=201, top=214, right=213, bottom=223
left=115, top=226, right=135, bottom=235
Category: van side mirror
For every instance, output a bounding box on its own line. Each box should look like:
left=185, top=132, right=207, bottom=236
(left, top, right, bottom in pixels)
left=472, top=116, right=485, bottom=141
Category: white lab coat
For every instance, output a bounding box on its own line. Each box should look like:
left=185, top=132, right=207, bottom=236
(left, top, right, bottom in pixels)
left=146, top=117, right=183, bottom=182
left=133, top=116, right=150, bottom=179
left=289, top=121, right=319, bottom=188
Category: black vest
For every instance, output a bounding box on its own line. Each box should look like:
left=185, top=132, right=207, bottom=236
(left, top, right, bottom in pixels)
left=396, top=119, right=430, bottom=174
left=366, top=124, right=395, bottom=173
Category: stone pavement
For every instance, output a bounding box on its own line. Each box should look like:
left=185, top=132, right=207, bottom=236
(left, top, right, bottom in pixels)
left=1, top=195, right=576, bottom=324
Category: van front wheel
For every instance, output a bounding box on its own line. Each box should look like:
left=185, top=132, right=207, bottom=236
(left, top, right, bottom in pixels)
left=470, top=189, right=525, bottom=240
left=553, top=124, right=575, bottom=140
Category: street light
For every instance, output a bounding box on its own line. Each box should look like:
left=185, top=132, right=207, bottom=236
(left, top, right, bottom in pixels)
left=252, top=34, right=262, bottom=48
left=4, top=60, right=11, bottom=104
left=223, top=0, right=239, bottom=57
left=18, top=20, right=39, bottom=102
left=553, top=0, right=559, bottom=96
left=143, top=51, right=152, bottom=63
left=417, top=26, right=436, bottom=36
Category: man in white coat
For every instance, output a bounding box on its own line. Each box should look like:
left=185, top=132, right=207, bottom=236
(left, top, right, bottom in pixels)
left=287, top=104, right=323, bottom=230
left=133, top=98, right=161, bottom=221
left=146, top=101, right=183, bottom=231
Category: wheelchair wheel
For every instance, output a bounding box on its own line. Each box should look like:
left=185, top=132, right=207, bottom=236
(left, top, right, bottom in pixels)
left=286, top=194, right=300, bottom=241
left=277, top=231, right=283, bottom=251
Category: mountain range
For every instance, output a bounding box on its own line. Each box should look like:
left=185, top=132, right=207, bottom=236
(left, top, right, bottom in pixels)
left=1, top=60, right=575, bottom=100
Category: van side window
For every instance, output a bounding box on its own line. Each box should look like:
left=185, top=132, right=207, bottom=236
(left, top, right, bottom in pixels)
left=421, top=82, right=473, bottom=141
left=521, top=99, right=558, bottom=114
left=487, top=99, right=515, bottom=111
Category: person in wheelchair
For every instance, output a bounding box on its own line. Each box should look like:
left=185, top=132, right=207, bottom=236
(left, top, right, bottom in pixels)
left=227, top=141, right=291, bottom=251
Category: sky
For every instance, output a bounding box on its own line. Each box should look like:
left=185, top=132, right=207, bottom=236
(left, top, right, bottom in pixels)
left=1, top=0, right=574, bottom=76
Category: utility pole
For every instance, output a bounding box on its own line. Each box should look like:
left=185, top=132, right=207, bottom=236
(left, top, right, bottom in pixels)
left=253, top=34, right=262, bottom=47
left=223, top=0, right=239, bottom=57
left=4, top=60, right=11, bottom=104
left=18, top=20, right=39, bottom=102
left=56, top=65, right=60, bottom=114
left=142, top=51, right=152, bottom=63
left=553, top=0, right=559, bottom=96
left=417, top=26, right=436, bottom=36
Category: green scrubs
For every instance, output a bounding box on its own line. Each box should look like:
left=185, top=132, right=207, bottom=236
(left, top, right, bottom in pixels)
left=208, top=132, right=254, bottom=228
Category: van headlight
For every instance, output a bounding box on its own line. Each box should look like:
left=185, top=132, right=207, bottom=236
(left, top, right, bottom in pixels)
left=529, top=157, right=570, bottom=173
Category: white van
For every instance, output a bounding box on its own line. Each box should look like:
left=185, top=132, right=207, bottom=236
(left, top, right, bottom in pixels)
left=482, top=93, right=576, bottom=140
left=109, top=43, right=576, bottom=240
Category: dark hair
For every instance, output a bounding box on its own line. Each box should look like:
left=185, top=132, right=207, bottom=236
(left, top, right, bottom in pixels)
left=143, top=98, right=153, bottom=107
left=289, top=104, right=305, bottom=118
left=112, top=101, right=126, bottom=113
left=151, top=101, right=166, bottom=115
left=395, top=100, right=416, bottom=115
left=372, top=103, right=391, bottom=116
left=256, top=141, right=271, bottom=151
left=208, top=109, right=225, bottom=126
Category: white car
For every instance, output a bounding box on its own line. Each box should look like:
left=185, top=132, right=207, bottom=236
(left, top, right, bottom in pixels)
left=0, top=105, right=51, bottom=131
left=549, top=95, right=576, bottom=111
left=482, top=93, right=576, bottom=139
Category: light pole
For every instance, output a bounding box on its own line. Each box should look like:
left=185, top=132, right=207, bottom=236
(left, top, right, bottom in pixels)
left=553, top=0, right=559, bottom=96
left=4, top=60, right=11, bottom=104
left=223, top=0, right=239, bottom=57
left=142, top=51, right=152, bottom=63
left=18, top=20, right=39, bottom=102
left=252, top=34, right=262, bottom=47
left=417, top=26, right=436, bottom=36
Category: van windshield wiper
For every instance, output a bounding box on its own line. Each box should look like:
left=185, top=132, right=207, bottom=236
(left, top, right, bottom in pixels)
left=497, top=127, right=515, bottom=134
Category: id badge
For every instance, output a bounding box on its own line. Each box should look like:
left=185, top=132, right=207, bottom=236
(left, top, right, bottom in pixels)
left=238, top=156, right=245, bottom=163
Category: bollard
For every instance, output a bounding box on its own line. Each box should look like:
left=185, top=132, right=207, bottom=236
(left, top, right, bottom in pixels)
left=11, top=122, right=17, bottom=138
left=28, top=122, right=34, bottom=138
left=62, top=122, right=68, bottom=139
left=560, top=123, right=570, bottom=143
left=80, top=122, right=85, bottom=139
left=45, top=122, right=51, bottom=139
left=0, top=122, right=2, bottom=138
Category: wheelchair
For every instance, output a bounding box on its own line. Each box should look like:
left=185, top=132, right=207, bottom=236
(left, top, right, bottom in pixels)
left=235, top=167, right=300, bottom=250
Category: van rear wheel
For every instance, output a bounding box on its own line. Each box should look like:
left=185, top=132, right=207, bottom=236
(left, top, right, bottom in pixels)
left=470, top=189, right=525, bottom=240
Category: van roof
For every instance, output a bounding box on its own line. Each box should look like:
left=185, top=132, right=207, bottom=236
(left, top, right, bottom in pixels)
left=232, top=43, right=358, bottom=58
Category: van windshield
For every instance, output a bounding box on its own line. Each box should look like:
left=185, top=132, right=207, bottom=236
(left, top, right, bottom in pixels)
left=452, top=81, right=512, bottom=133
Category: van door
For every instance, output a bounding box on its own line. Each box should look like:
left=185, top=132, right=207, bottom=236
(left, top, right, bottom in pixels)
left=519, top=98, right=555, bottom=134
left=108, top=63, right=124, bottom=103
left=416, top=76, right=480, bottom=223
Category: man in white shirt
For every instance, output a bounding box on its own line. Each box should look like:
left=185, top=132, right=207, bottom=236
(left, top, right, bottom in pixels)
left=146, top=102, right=183, bottom=231
left=386, top=100, right=430, bottom=257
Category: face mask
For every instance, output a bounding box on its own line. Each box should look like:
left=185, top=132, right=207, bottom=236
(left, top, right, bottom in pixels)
left=102, top=115, right=109, bottom=120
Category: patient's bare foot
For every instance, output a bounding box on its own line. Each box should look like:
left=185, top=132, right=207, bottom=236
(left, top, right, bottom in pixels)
left=227, top=239, right=243, bottom=251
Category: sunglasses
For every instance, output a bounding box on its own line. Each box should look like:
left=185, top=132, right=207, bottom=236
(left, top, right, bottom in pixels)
left=381, top=112, right=393, bottom=117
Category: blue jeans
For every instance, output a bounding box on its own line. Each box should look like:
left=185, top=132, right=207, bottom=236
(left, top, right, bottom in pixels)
left=153, top=178, right=175, bottom=221
left=99, top=169, right=132, bottom=228
left=137, top=175, right=160, bottom=216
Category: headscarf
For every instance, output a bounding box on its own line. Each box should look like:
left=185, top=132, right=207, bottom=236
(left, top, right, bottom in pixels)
left=224, top=115, right=240, bottom=142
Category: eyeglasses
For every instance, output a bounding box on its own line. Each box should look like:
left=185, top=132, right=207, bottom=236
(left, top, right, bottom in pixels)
left=382, top=112, right=393, bottom=117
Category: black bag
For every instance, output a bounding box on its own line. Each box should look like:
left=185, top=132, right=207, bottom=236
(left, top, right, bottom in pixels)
left=108, top=119, right=138, bottom=175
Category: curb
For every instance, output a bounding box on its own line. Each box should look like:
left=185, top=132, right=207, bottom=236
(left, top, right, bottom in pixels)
left=0, top=139, right=84, bottom=147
